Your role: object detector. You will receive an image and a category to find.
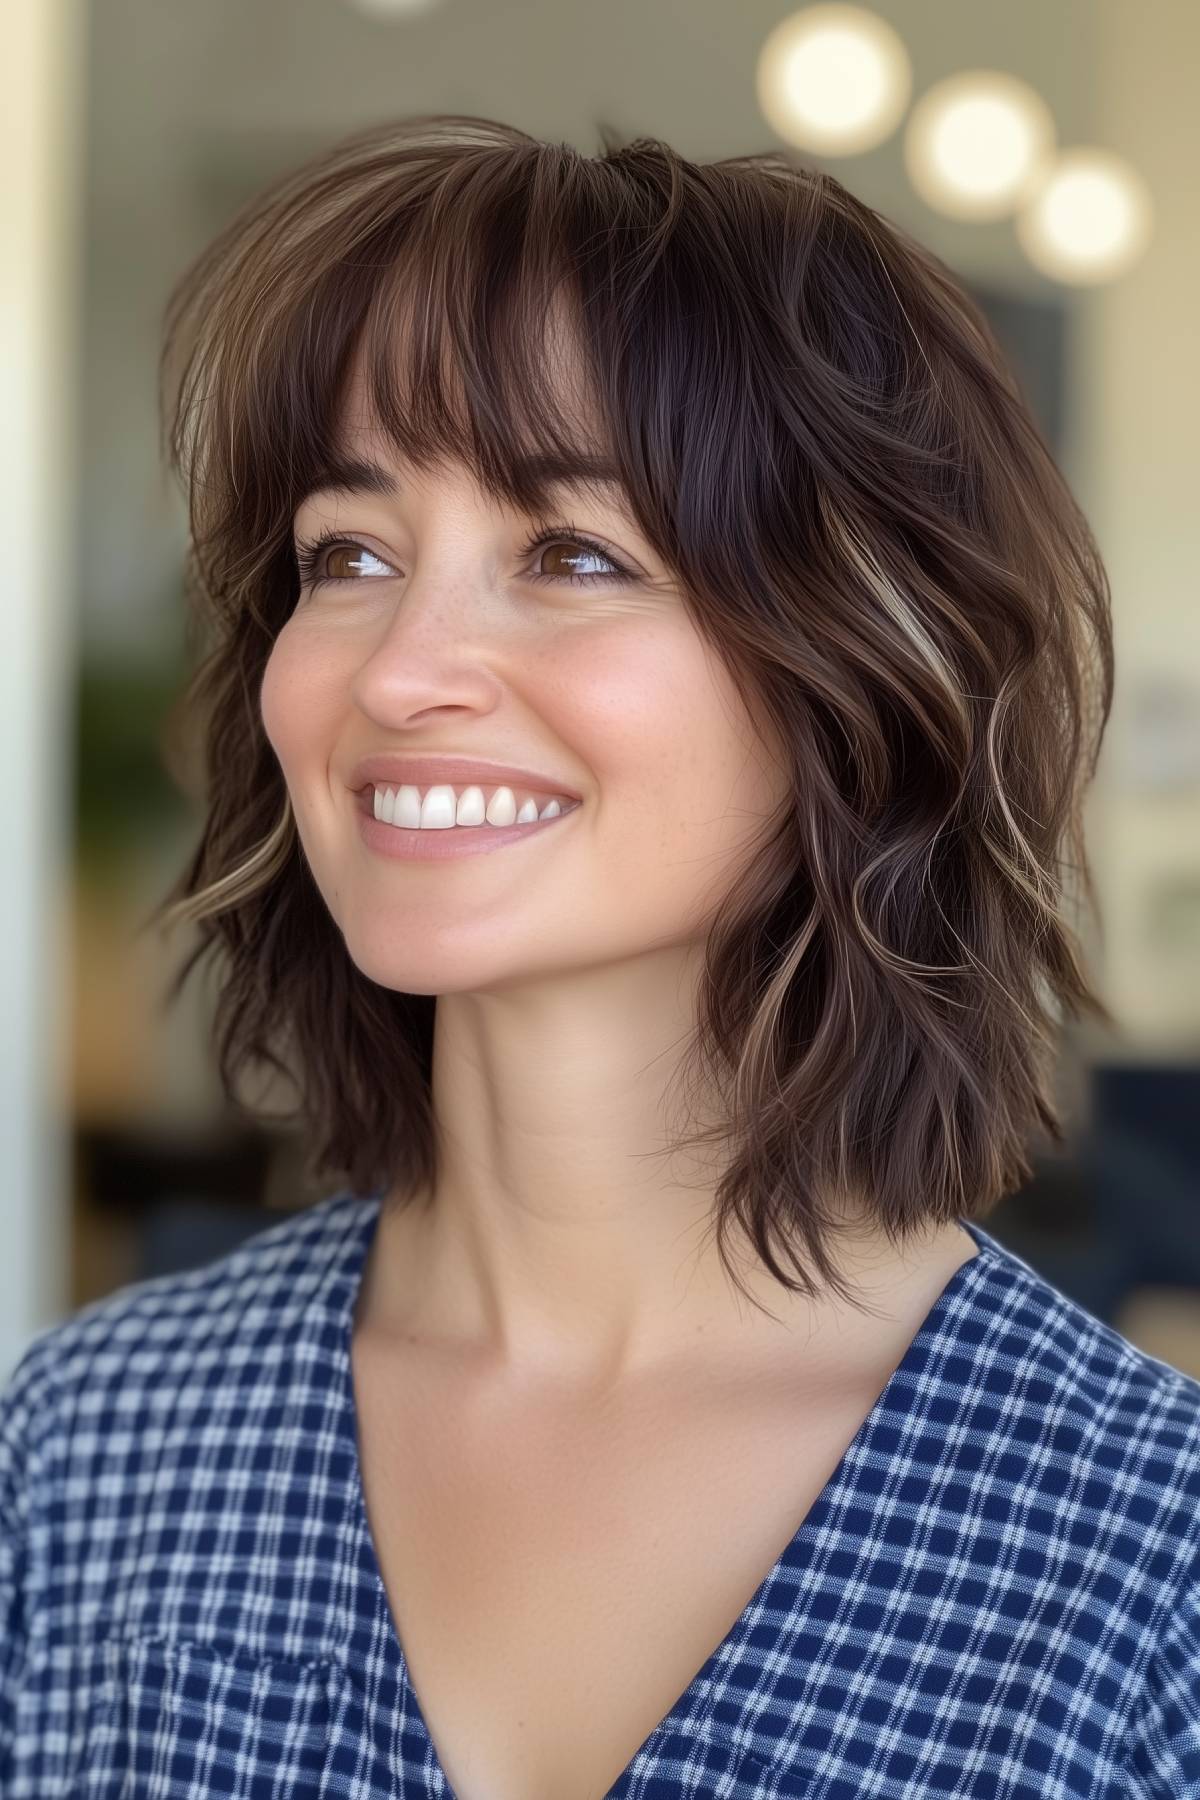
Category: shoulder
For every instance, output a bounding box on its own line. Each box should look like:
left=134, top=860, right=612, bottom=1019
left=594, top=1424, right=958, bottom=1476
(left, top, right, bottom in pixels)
left=0, top=1191, right=383, bottom=1772
left=0, top=1189, right=378, bottom=1503
left=958, top=1225, right=1200, bottom=1542
left=941, top=1230, right=1200, bottom=1788
left=964, top=1222, right=1200, bottom=1438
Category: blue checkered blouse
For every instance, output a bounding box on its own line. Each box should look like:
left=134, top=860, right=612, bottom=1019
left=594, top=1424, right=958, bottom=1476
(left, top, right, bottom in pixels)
left=2, top=1188, right=1199, bottom=1797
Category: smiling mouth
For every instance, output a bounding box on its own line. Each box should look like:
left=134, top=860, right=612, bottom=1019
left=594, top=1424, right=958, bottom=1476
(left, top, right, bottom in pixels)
left=354, top=785, right=583, bottom=829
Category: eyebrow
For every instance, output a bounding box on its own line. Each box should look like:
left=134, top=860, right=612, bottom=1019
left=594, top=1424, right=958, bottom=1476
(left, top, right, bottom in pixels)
left=294, top=453, right=635, bottom=522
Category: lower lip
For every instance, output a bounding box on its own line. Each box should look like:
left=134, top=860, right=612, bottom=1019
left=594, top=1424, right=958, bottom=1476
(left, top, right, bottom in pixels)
left=354, top=795, right=582, bottom=860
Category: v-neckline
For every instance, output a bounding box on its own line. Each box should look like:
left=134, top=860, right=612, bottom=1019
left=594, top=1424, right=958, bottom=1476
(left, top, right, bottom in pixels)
left=333, top=1195, right=995, bottom=1799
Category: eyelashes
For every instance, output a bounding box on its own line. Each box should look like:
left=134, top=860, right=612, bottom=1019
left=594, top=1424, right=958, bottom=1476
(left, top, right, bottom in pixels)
left=292, top=520, right=635, bottom=591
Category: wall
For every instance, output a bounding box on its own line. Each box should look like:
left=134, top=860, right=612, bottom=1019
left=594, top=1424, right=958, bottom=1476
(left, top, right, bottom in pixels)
left=1, top=0, right=86, bottom=1378
left=1073, top=0, right=1200, bottom=1056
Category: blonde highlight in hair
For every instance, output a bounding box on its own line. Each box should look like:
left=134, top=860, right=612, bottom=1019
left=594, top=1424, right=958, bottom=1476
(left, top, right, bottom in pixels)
left=147, top=793, right=296, bottom=937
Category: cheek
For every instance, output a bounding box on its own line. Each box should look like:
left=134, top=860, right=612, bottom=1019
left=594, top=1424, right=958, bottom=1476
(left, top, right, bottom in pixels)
left=259, top=625, right=340, bottom=772
left=258, top=641, right=289, bottom=764
left=555, top=623, right=779, bottom=835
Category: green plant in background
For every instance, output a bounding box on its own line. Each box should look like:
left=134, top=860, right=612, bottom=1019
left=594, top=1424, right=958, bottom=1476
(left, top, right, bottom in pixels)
left=74, top=649, right=197, bottom=887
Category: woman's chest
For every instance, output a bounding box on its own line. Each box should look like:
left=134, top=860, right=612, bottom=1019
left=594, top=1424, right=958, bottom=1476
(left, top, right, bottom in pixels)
left=350, top=1339, right=884, bottom=1800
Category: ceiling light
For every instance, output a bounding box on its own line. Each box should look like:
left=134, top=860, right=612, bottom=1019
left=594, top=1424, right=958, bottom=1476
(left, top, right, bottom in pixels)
left=756, top=4, right=912, bottom=156
left=1016, top=148, right=1154, bottom=284
left=904, top=70, right=1056, bottom=220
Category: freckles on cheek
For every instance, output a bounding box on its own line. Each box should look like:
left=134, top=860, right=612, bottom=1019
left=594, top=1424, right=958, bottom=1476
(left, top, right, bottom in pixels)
left=595, top=640, right=721, bottom=795
left=566, top=624, right=691, bottom=742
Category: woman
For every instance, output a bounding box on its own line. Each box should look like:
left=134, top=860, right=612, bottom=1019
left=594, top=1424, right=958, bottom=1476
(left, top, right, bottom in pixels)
left=2, top=115, right=1196, bottom=1799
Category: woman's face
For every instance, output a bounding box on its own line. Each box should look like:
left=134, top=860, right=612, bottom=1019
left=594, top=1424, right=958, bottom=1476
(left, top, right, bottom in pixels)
left=261, top=358, right=791, bottom=998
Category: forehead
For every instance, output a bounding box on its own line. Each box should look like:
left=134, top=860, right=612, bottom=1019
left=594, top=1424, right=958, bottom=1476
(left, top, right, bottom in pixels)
left=299, top=288, right=639, bottom=523
left=293, top=448, right=638, bottom=528
left=303, top=339, right=637, bottom=525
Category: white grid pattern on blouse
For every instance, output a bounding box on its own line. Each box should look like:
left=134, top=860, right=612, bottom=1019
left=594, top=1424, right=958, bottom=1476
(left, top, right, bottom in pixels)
left=2, top=1187, right=1199, bottom=1798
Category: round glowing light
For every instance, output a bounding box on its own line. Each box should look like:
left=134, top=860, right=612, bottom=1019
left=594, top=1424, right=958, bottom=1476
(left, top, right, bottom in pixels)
left=756, top=5, right=913, bottom=156
left=903, top=70, right=1057, bottom=220
left=1016, top=148, right=1153, bottom=285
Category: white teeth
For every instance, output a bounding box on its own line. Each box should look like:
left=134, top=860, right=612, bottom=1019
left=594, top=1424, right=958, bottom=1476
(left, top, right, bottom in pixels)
left=483, top=786, right=516, bottom=828
left=371, top=783, right=573, bottom=830
left=455, top=786, right=487, bottom=827
left=421, top=785, right=462, bottom=829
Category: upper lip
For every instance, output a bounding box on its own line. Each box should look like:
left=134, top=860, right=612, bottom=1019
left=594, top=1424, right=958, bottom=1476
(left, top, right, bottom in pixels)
left=348, top=753, right=583, bottom=803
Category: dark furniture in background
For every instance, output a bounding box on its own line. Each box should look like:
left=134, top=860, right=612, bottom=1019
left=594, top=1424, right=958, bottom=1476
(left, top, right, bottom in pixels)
left=961, top=1061, right=1200, bottom=1321
left=75, top=1061, right=1198, bottom=1326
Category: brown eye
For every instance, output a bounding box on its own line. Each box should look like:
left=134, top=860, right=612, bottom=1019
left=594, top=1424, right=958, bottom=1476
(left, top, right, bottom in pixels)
left=324, top=544, right=384, bottom=580
left=293, top=523, right=634, bottom=592
left=519, top=526, right=632, bottom=587
left=530, top=539, right=619, bottom=581
left=294, top=532, right=394, bottom=588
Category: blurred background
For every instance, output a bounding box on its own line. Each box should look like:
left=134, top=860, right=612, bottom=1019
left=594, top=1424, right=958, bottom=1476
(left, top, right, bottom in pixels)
left=3, top=0, right=1198, bottom=1384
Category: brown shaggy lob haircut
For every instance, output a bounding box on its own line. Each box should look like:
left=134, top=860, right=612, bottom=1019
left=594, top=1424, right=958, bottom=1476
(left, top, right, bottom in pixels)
left=146, top=112, right=1116, bottom=1315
